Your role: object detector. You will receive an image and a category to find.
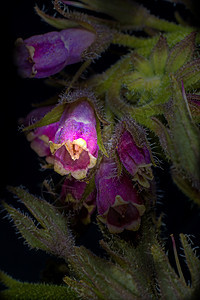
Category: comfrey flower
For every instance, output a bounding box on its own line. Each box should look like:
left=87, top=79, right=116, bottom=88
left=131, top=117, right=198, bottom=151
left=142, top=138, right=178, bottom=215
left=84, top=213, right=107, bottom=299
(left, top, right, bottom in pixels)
left=116, top=122, right=153, bottom=188
left=14, top=28, right=96, bottom=78
left=49, top=100, right=99, bottom=179
left=24, top=106, right=59, bottom=158
left=61, top=177, right=96, bottom=224
left=95, top=158, right=145, bottom=233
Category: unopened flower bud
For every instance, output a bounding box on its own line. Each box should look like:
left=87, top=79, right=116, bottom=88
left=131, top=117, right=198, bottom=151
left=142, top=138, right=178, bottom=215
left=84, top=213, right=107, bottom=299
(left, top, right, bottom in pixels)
left=117, top=129, right=153, bottom=188
left=95, top=158, right=145, bottom=233
left=61, top=177, right=96, bottom=224
left=24, top=106, right=59, bottom=158
left=15, top=28, right=96, bottom=78
left=49, top=100, right=99, bottom=179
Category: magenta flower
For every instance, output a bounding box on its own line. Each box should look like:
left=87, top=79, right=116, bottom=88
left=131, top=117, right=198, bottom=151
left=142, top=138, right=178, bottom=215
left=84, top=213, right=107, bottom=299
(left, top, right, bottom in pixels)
left=15, top=28, right=96, bottom=78
left=24, top=106, right=59, bottom=158
left=95, top=158, right=145, bottom=233
left=61, top=177, right=96, bottom=224
left=49, top=100, right=98, bottom=179
left=117, top=130, right=153, bottom=188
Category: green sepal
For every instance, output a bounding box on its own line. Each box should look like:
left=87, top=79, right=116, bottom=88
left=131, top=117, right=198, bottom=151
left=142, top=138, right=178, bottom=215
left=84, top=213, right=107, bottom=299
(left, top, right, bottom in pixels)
left=171, top=168, right=200, bottom=205
left=0, top=270, right=78, bottom=300
left=131, top=52, right=154, bottom=77
left=150, top=34, right=168, bottom=75
left=151, top=116, right=178, bottom=162
left=82, top=175, right=96, bottom=202
left=35, top=6, right=78, bottom=29
left=63, top=0, right=149, bottom=29
left=166, top=32, right=196, bottom=73
left=23, top=103, right=66, bottom=131
left=96, top=117, right=109, bottom=157
left=187, top=94, right=200, bottom=123
left=175, top=58, right=200, bottom=89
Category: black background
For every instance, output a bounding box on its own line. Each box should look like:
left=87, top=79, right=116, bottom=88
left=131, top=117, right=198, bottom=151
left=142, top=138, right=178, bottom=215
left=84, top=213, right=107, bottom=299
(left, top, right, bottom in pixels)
left=1, top=0, right=200, bottom=285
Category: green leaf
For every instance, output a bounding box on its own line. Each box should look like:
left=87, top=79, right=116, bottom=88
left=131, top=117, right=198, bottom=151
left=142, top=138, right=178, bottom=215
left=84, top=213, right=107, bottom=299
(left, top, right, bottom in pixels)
left=2, top=201, right=50, bottom=252
left=0, top=271, right=78, bottom=300
left=99, top=216, right=160, bottom=299
left=165, top=76, right=200, bottom=187
left=23, top=104, right=66, bottom=131
left=151, top=244, right=191, bottom=299
left=5, top=186, right=74, bottom=259
left=69, top=246, right=140, bottom=300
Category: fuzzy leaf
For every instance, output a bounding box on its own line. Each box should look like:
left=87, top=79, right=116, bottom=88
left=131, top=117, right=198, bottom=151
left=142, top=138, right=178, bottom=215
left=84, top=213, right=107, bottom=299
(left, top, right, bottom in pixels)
left=63, top=276, right=98, bottom=299
left=0, top=271, right=78, bottom=300
left=180, top=234, right=200, bottom=292
left=151, top=34, right=169, bottom=75
left=69, top=246, right=140, bottom=300
left=165, top=32, right=196, bottom=73
left=99, top=216, right=159, bottom=299
left=5, top=186, right=74, bottom=259
left=151, top=244, right=191, bottom=299
left=2, top=202, right=50, bottom=251
left=23, top=104, right=66, bottom=131
left=165, top=76, right=200, bottom=188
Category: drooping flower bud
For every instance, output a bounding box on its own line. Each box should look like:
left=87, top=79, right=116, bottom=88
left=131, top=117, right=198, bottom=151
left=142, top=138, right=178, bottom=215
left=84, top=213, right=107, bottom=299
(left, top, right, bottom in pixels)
left=14, top=28, right=96, bottom=78
left=95, top=158, right=145, bottom=233
left=60, top=177, right=96, bottom=224
left=116, top=122, right=153, bottom=188
left=24, top=106, right=59, bottom=158
left=49, top=100, right=99, bottom=179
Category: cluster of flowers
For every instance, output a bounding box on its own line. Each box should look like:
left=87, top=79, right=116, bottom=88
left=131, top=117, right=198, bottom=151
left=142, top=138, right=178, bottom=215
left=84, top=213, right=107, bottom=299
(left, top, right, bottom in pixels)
left=15, top=27, right=153, bottom=233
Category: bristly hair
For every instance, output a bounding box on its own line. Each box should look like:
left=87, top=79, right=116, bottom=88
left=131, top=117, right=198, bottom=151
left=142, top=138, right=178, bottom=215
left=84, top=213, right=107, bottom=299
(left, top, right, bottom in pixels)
left=59, top=87, right=109, bottom=124
left=53, top=0, right=114, bottom=61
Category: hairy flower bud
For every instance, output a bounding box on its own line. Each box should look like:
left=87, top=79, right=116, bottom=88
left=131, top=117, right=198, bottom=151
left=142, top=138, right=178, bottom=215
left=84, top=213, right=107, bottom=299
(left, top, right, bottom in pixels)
left=61, top=178, right=96, bottom=224
left=49, top=100, right=99, bottom=179
left=24, top=106, right=59, bottom=158
left=95, top=158, right=145, bottom=233
left=14, top=28, right=96, bottom=78
left=117, top=129, right=153, bottom=188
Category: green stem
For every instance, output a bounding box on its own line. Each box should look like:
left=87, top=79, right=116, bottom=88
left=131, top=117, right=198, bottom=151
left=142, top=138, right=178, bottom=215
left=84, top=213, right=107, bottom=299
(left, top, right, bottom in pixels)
left=144, top=15, right=183, bottom=32
left=112, top=32, right=158, bottom=49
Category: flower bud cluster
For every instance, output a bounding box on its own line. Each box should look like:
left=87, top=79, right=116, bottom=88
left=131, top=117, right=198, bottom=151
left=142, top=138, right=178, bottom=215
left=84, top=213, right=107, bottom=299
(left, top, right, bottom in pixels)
left=24, top=100, right=153, bottom=233
left=17, top=24, right=154, bottom=233
left=15, top=28, right=96, bottom=78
